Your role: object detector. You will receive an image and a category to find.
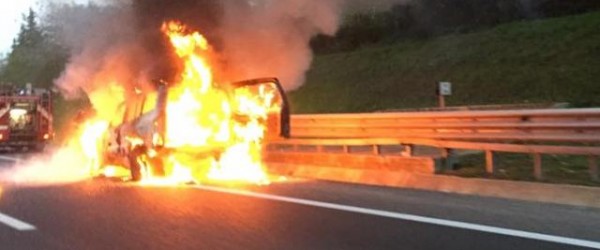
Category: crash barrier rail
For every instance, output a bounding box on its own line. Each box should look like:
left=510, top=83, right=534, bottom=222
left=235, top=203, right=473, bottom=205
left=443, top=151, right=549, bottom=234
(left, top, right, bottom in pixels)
left=268, top=108, right=600, bottom=181
left=377, top=102, right=570, bottom=113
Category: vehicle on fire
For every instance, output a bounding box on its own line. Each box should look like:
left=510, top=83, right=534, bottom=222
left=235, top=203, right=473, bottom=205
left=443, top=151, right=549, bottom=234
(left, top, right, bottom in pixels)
left=100, top=78, right=290, bottom=181
left=0, top=84, right=53, bottom=152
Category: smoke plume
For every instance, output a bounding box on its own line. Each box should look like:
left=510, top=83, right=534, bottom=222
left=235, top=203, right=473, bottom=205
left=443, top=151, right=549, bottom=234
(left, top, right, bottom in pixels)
left=52, top=0, right=343, bottom=111
left=217, top=0, right=341, bottom=88
left=0, top=147, right=92, bottom=186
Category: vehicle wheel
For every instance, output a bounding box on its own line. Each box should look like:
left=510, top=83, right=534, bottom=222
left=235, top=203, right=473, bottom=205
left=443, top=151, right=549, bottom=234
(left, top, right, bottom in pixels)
left=128, top=147, right=145, bottom=181
left=32, top=144, right=46, bottom=153
left=149, top=157, right=165, bottom=177
left=128, top=155, right=142, bottom=181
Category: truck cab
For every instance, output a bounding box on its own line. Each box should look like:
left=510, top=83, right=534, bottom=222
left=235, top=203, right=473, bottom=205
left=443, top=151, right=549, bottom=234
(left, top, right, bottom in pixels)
left=101, top=78, right=290, bottom=181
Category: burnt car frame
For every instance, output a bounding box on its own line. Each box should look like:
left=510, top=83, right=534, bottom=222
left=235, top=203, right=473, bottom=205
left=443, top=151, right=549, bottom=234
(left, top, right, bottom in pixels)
left=101, top=77, right=290, bottom=181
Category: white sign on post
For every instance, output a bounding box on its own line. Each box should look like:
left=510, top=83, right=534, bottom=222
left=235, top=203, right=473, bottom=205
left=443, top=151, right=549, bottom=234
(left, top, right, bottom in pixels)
left=438, top=81, right=452, bottom=96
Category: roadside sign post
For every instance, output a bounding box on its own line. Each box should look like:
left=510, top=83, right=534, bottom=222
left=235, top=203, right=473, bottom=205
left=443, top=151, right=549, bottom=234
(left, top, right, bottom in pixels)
left=437, top=81, right=452, bottom=109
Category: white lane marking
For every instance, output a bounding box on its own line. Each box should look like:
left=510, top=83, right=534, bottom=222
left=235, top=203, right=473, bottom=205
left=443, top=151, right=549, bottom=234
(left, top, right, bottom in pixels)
left=194, top=185, right=600, bottom=249
left=0, top=155, right=19, bottom=162
left=0, top=212, right=36, bottom=231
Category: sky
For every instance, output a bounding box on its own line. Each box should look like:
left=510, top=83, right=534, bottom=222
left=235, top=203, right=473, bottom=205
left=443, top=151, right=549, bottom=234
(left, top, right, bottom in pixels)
left=0, top=0, right=38, bottom=54
left=0, top=0, right=98, bottom=55
left=0, top=0, right=395, bottom=55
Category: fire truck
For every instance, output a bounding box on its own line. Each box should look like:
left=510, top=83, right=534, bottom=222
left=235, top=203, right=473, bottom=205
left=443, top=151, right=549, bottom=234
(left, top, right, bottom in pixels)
left=0, top=84, right=53, bottom=151
left=101, top=78, right=290, bottom=181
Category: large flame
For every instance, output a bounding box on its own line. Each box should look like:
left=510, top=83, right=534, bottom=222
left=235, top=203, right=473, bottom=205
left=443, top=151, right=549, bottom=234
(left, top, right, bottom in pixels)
left=76, top=21, right=277, bottom=185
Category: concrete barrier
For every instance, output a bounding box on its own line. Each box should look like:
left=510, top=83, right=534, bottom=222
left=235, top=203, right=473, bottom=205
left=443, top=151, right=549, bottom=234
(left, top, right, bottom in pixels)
left=265, top=151, right=437, bottom=174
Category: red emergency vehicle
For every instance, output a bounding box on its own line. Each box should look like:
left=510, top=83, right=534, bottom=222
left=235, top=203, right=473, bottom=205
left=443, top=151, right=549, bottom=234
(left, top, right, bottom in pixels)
left=0, top=84, right=53, bottom=151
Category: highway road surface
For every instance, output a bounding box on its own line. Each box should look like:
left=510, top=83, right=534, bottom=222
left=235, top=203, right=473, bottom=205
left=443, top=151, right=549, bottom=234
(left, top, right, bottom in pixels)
left=0, top=154, right=600, bottom=250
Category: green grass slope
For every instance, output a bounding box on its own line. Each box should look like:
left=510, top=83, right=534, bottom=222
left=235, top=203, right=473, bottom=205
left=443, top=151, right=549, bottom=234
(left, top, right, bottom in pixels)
left=291, top=11, right=600, bottom=113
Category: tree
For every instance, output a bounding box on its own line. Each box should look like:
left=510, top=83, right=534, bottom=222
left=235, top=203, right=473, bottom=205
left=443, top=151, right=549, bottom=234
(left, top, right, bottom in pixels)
left=0, top=9, right=68, bottom=88
left=0, top=54, right=6, bottom=71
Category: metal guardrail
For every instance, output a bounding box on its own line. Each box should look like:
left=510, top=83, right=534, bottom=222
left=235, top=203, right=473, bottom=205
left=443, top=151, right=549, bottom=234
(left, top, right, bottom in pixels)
left=269, top=108, right=600, bottom=181
left=377, top=102, right=570, bottom=113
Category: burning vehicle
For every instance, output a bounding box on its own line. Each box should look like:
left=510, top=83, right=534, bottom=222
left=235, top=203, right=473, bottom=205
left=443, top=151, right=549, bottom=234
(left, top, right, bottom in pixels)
left=76, top=21, right=291, bottom=184
left=100, top=77, right=289, bottom=182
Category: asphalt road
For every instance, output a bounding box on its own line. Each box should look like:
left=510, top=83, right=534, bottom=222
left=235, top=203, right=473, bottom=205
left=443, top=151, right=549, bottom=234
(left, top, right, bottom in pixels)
left=0, top=155, right=600, bottom=250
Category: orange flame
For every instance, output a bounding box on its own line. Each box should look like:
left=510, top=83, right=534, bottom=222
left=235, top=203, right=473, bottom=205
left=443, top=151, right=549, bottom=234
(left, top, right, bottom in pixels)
left=79, top=120, right=110, bottom=175
left=74, top=20, right=277, bottom=185
left=161, top=21, right=270, bottom=184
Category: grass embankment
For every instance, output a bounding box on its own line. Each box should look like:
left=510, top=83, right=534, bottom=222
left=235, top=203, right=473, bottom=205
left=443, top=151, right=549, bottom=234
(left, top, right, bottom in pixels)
left=290, top=11, right=600, bottom=186
left=445, top=153, right=598, bottom=187
left=291, top=11, right=600, bottom=113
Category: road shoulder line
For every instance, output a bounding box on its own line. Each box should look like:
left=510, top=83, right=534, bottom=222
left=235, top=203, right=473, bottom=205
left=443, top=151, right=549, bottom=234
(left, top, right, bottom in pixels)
left=194, top=185, right=600, bottom=249
left=0, top=212, right=36, bottom=231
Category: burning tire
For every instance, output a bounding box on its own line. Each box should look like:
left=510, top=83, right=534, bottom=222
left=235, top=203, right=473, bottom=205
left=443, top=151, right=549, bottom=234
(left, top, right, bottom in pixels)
left=128, top=147, right=144, bottom=181
left=148, top=155, right=166, bottom=177
left=127, top=146, right=166, bottom=181
left=129, top=161, right=143, bottom=181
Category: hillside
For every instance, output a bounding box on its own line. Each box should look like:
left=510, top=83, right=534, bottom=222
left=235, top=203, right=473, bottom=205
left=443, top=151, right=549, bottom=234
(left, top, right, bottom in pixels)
left=290, top=11, right=600, bottom=113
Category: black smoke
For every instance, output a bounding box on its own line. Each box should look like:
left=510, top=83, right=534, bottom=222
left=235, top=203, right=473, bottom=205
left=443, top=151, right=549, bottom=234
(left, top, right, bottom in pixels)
left=53, top=0, right=342, bottom=121
left=131, top=0, right=225, bottom=82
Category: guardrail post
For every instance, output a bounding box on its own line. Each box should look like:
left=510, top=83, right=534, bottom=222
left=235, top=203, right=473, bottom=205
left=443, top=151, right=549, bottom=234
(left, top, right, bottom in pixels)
left=485, top=150, right=496, bottom=174
left=402, top=144, right=414, bottom=157
left=589, top=155, right=599, bottom=182
left=372, top=145, right=382, bottom=155
left=533, top=153, right=543, bottom=180
left=441, top=148, right=456, bottom=170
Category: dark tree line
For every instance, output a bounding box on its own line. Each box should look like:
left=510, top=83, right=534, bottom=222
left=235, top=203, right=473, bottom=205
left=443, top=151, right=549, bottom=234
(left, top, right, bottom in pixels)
left=312, top=0, right=600, bottom=54
left=0, top=9, right=68, bottom=88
